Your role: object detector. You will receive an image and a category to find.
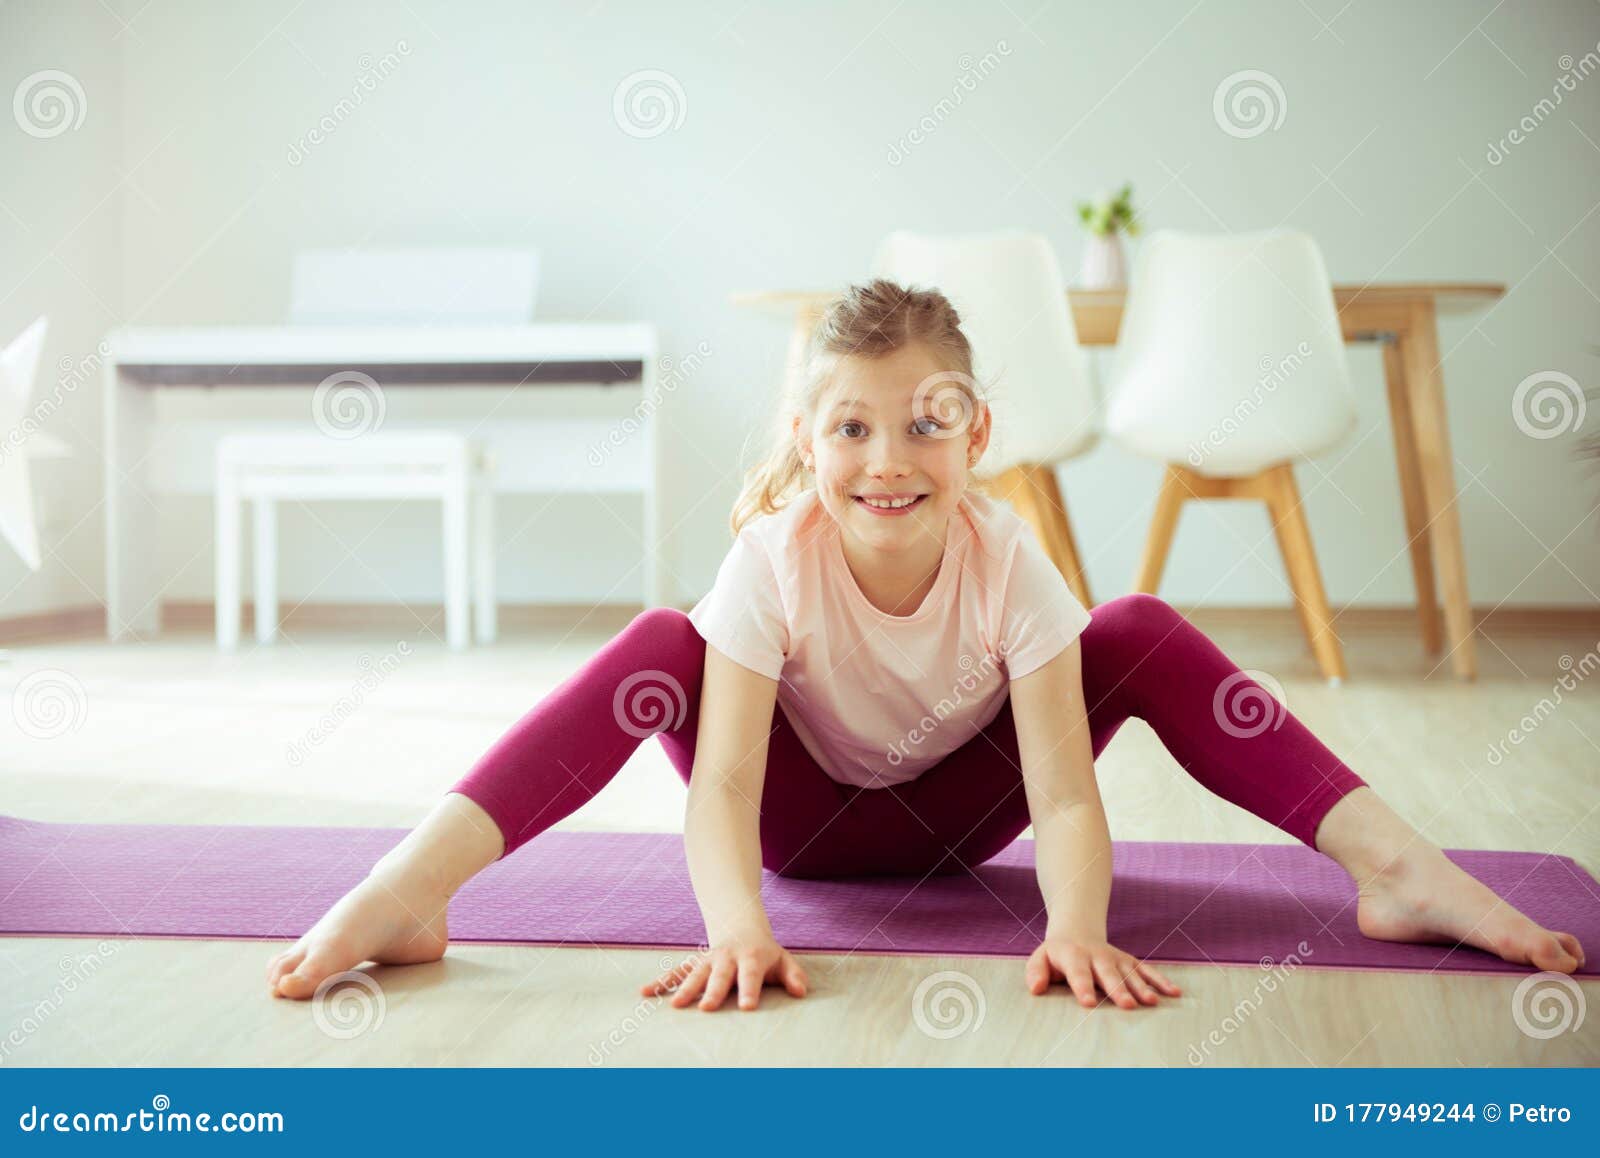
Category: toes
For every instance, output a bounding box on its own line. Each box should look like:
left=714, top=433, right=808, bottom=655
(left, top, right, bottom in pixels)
left=266, top=947, right=305, bottom=994
left=1556, top=932, right=1586, bottom=969
left=1527, top=932, right=1579, bottom=974
left=276, top=947, right=350, bottom=1000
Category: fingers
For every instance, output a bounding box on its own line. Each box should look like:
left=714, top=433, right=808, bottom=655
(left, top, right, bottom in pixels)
left=1024, top=945, right=1051, bottom=996
left=779, top=951, right=809, bottom=998
left=1138, top=960, right=1183, bottom=996
left=1090, top=954, right=1139, bottom=1010
left=640, top=956, right=697, bottom=997
left=737, top=956, right=765, bottom=1010
left=699, top=953, right=737, bottom=1010
left=669, top=960, right=710, bottom=1008
left=1060, top=947, right=1098, bottom=1008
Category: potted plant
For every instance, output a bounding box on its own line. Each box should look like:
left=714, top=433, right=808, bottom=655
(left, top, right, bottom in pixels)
left=1076, top=183, right=1139, bottom=289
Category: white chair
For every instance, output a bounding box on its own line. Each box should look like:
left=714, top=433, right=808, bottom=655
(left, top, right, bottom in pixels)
left=871, top=231, right=1099, bottom=606
left=215, top=432, right=497, bottom=651
left=1104, top=229, right=1358, bottom=682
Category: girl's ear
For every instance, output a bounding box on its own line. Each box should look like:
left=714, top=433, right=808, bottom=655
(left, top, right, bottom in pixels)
left=790, top=413, right=812, bottom=470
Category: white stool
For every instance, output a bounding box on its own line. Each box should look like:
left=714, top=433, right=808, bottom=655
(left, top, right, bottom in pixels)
left=215, top=432, right=496, bottom=651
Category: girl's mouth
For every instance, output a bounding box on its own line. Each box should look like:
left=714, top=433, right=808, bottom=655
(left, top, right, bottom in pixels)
left=853, top=494, right=927, bottom=517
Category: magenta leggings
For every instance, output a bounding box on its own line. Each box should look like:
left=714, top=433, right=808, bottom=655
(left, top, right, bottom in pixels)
left=449, top=593, right=1367, bottom=878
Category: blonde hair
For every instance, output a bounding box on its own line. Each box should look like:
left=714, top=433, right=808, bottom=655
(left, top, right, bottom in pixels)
left=729, top=278, right=984, bottom=537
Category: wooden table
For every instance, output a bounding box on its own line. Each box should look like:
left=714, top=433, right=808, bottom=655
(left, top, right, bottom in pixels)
left=734, top=284, right=1504, bottom=680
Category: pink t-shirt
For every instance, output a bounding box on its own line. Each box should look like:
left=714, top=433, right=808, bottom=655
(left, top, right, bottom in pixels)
left=687, top=486, right=1092, bottom=789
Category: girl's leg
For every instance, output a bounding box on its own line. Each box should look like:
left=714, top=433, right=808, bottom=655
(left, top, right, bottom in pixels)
left=269, top=608, right=861, bottom=996
left=825, top=593, right=1583, bottom=971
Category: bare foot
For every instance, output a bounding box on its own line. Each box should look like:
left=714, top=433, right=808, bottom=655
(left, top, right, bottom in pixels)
left=266, top=870, right=451, bottom=999
left=1354, top=845, right=1587, bottom=973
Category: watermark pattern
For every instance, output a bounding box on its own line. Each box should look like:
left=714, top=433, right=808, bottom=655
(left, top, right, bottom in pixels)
left=587, top=342, right=712, bottom=468
left=1212, top=669, right=1287, bottom=739
left=17, top=1094, right=283, bottom=1133
left=1512, top=370, right=1585, bottom=439
left=286, top=41, right=412, bottom=166
left=310, top=970, right=385, bottom=1039
left=0, top=337, right=108, bottom=470
left=1510, top=970, right=1586, bottom=1039
left=612, top=69, right=686, bottom=138
left=1186, top=942, right=1311, bottom=1065
left=587, top=951, right=706, bottom=1064
left=285, top=642, right=413, bottom=767
left=0, top=941, right=121, bottom=1065
left=1186, top=343, right=1313, bottom=466
left=910, top=970, right=986, bottom=1039
left=612, top=669, right=688, bottom=738
left=884, top=651, right=1001, bottom=768
left=11, top=668, right=87, bottom=739
left=1486, top=644, right=1598, bottom=766
left=312, top=370, right=386, bottom=439
left=13, top=70, right=86, bottom=138
left=1486, top=43, right=1600, bottom=165
left=1212, top=69, right=1286, bottom=139
left=885, top=41, right=1013, bottom=166
left=910, top=369, right=979, bottom=439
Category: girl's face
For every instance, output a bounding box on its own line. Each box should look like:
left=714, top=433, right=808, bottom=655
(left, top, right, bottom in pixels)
left=793, top=342, right=990, bottom=558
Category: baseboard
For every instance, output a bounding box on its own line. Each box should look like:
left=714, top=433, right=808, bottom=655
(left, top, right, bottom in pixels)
left=2, top=599, right=1597, bottom=646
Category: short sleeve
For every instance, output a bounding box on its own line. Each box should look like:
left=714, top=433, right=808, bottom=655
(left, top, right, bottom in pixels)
left=996, top=531, right=1093, bottom=680
left=686, top=528, right=790, bottom=680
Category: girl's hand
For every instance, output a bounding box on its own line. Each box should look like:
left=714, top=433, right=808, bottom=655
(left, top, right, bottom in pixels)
left=641, top=936, right=809, bottom=1011
left=1025, top=934, right=1182, bottom=1009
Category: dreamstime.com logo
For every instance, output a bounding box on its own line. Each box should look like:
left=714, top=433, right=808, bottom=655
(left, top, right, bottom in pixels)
left=285, top=642, right=413, bottom=767
left=286, top=41, right=412, bottom=166
left=1187, top=942, right=1312, bottom=1065
left=1511, top=971, right=1586, bottom=1040
left=0, top=941, right=121, bottom=1065
left=885, top=40, right=1013, bottom=166
left=612, top=669, right=688, bottom=738
left=312, top=370, right=386, bottom=439
left=1212, top=69, right=1286, bottom=139
left=311, top=970, right=386, bottom=1039
left=12, top=69, right=86, bottom=138
left=1187, top=343, right=1313, bottom=466
left=1512, top=370, right=1586, bottom=439
left=10, top=668, right=88, bottom=740
left=1212, top=669, right=1287, bottom=739
left=911, top=970, right=986, bottom=1039
left=1485, top=644, right=1597, bottom=767
left=588, top=342, right=712, bottom=467
left=17, top=1094, right=284, bottom=1134
left=1485, top=43, right=1600, bottom=166
left=613, top=69, right=686, bottom=138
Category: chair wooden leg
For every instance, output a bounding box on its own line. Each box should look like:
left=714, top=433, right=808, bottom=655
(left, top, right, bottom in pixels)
left=1021, top=465, right=1093, bottom=608
left=1134, top=465, right=1187, bottom=594
left=979, top=464, right=1093, bottom=607
left=1382, top=338, right=1443, bottom=655
left=1260, top=464, right=1347, bottom=683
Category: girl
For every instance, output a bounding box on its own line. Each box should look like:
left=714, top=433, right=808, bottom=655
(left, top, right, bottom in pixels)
left=267, top=280, right=1585, bottom=1013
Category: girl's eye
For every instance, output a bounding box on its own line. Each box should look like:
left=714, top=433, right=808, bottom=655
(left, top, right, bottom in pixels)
left=838, top=420, right=866, bottom=438
left=912, top=416, right=942, bottom=436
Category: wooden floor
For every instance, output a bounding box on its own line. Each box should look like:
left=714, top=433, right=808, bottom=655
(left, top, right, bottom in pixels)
left=1, top=607, right=1596, bottom=1066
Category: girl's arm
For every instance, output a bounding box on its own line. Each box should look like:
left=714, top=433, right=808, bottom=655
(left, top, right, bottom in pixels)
left=642, top=641, right=809, bottom=1011
left=1009, top=639, right=1181, bottom=1008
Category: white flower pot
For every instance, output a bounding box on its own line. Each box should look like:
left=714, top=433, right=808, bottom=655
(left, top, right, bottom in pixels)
left=1077, top=234, right=1127, bottom=289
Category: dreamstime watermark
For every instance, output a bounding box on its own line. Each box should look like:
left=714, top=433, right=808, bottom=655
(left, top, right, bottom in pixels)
left=1511, top=370, right=1585, bottom=439
left=1486, top=43, right=1600, bottom=166
left=587, top=342, right=712, bottom=467
left=1186, top=941, right=1312, bottom=1065
left=884, top=651, right=1001, bottom=768
left=11, top=668, right=87, bottom=739
left=612, top=669, right=688, bottom=738
left=13, top=69, right=86, bottom=138
left=0, top=337, right=109, bottom=470
left=0, top=941, right=121, bottom=1064
left=310, top=970, right=385, bottom=1039
left=587, top=950, right=708, bottom=1064
left=613, top=69, right=686, bottom=138
left=285, top=642, right=412, bottom=767
left=1511, top=970, right=1586, bottom=1040
left=911, top=970, right=986, bottom=1039
left=286, top=41, right=412, bottom=166
left=1213, top=69, right=1286, bottom=139
left=1485, top=644, right=1598, bottom=767
left=910, top=369, right=980, bottom=439
left=1212, top=669, right=1286, bottom=739
left=312, top=370, right=386, bottom=439
left=1186, top=342, right=1313, bottom=466
left=886, top=41, right=1013, bottom=166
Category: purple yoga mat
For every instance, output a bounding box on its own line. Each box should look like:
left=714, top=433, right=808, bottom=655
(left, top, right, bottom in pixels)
left=1, top=815, right=1596, bottom=975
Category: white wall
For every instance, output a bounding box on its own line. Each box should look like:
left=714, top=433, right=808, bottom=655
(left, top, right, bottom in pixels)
left=4, top=0, right=1598, bottom=618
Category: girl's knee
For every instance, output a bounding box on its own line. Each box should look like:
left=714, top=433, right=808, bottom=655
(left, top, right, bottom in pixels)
left=627, top=605, right=695, bottom=642
left=1091, top=592, right=1186, bottom=640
